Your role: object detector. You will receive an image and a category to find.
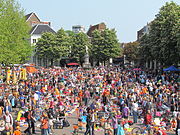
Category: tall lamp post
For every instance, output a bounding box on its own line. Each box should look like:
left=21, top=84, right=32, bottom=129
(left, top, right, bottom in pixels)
left=122, top=43, right=126, bottom=65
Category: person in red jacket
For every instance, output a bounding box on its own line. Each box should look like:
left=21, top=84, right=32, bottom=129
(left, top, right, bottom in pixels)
left=145, top=110, right=152, bottom=125
left=144, top=110, right=153, bottom=134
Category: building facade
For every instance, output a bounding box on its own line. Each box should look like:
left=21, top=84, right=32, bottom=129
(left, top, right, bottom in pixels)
left=25, top=12, right=56, bottom=66
left=72, top=25, right=85, bottom=33
left=137, top=22, right=161, bottom=70
left=137, top=23, right=150, bottom=41
left=87, top=22, right=106, bottom=37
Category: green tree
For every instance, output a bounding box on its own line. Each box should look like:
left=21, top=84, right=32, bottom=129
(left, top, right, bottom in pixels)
left=148, top=2, right=180, bottom=66
left=66, top=30, right=75, bottom=37
left=35, top=32, right=56, bottom=66
left=90, top=30, right=103, bottom=63
left=91, top=29, right=120, bottom=64
left=0, top=0, right=32, bottom=65
left=70, top=32, right=91, bottom=64
left=139, top=34, right=152, bottom=62
left=36, top=29, right=71, bottom=66
left=123, top=41, right=140, bottom=62
left=56, top=28, right=70, bottom=59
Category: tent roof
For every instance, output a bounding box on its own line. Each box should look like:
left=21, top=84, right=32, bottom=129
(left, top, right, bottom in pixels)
left=163, top=66, right=179, bottom=71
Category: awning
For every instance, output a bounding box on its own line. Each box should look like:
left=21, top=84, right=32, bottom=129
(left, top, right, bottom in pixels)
left=133, top=68, right=142, bottom=71
left=67, top=63, right=79, bottom=66
left=26, top=66, right=38, bottom=73
left=163, top=66, right=180, bottom=71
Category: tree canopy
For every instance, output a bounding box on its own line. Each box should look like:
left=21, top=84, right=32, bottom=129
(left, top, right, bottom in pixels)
left=35, top=28, right=121, bottom=66
left=123, top=41, right=140, bottom=62
left=35, top=29, right=91, bottom=65
left=139, top=2, right=180, bottom=66
left=91, top=29, right=121, bottom=63
left=35, top=32, right=56, bottom=65
left=70, top=32, right=91, bottom=63
left=56, top=28, right=70, bottom=58
left=0, top=0, right=32, bottom=65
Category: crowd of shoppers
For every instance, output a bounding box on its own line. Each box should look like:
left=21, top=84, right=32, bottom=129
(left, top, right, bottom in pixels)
left=0, top=66, right=179, bottom=135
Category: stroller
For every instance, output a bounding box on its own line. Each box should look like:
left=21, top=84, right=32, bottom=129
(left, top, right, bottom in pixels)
left=53, top=116, right=65, bottom=129
left=53, top=109, right=70, bottom=129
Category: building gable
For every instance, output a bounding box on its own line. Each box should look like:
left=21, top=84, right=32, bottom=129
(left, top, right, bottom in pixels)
left=26, top=12, right=41, bottom=27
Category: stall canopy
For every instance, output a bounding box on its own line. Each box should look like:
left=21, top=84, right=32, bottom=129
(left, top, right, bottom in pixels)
left=133, top=68, right=142, bottom=71
left=163, top=66, right=180, bottom=71
left=26, top=66, right=38, bottom=73
left=67, top=63, right=79, bottom=66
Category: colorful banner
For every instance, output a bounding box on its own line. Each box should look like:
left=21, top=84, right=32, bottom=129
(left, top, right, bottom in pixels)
left=19, top=68, right=27, bottom=80
left=6, top=69, right=11, bottom=84
left=12, top=71, right=17, bottom=84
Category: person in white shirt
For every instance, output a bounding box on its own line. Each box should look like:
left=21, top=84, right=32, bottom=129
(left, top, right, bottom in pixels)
left=3, top=111, right=13, bottom=131
left=132, top=101, right=138, bottom=123
left=34, top=92, right=39, bottom=101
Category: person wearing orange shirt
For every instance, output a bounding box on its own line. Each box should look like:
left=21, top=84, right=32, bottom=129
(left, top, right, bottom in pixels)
left=41, top=113, right=49, bottom=135
left=13, top=126, right=21, bottom=135
left=142, top=87, right=148, bottom=94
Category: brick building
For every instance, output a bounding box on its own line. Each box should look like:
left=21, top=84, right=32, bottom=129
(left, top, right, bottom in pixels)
left=87, top=22, right=106, bottom=37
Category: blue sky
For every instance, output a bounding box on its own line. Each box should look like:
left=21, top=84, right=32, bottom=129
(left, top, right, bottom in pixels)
left=17, top=0, right=179, bottom=43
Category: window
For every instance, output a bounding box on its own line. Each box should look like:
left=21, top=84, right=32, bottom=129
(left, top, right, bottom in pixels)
left=33, top=39, right=36, bottom=43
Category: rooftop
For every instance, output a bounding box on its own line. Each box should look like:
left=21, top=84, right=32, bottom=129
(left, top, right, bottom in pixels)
left=30, top=24, right=56, bottom=35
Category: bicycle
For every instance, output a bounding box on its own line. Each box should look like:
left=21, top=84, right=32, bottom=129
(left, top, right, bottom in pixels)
left=131, top=127, right=143, bottom=135
left=132, top=125, right=155, bottom=135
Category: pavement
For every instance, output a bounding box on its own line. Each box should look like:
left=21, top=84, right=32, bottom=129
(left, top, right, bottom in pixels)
left=14, top=98, right=176, bottom=135
left=19, top=111, right=176, bottom=135
left=20, top=110, right=104, bottom=135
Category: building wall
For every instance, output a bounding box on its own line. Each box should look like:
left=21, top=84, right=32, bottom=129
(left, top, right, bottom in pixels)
left=29, top=34, right=41, bottom=64
left=26, top=13, right=54, bottom=66
left=87, top=23, right=106, bottom=37
left=26, top=13, right=41, bottom=27
left=98, top=23, right=106, bottom=30
left=137, top=23, right=150, bottom=41
left=30, top=34, right=41, bottom=45
left=72, top=25, right=85, bottom=33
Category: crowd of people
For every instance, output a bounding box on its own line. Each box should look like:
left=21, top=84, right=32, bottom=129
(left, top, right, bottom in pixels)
left=0, top=66, right=179, bottom=135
